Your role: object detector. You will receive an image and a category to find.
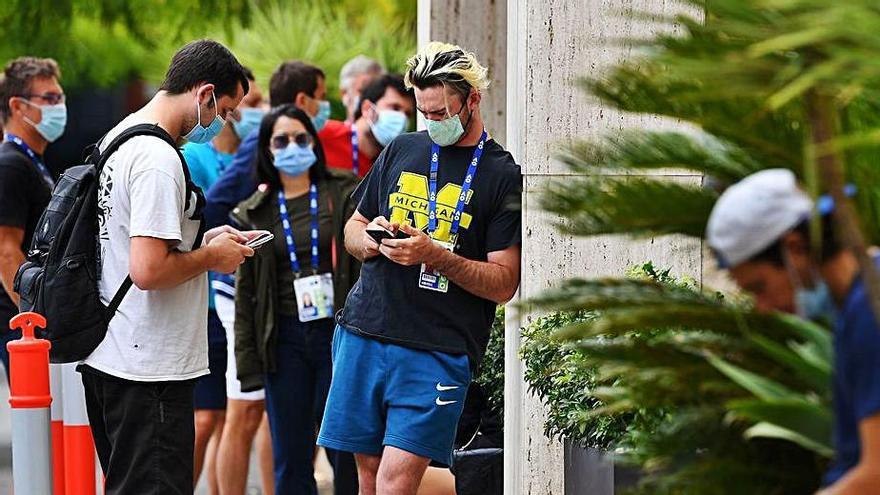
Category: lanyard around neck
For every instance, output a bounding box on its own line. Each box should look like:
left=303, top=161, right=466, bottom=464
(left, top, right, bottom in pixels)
left=276, top=184, right=320, bottom=276
left=428, top=130, right=488, bottom=236
left=4, top=133, right=54, bottom=188
left=350, top=126, right=359, bottom=176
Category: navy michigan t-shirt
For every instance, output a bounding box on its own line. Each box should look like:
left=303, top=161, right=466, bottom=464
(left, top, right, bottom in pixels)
left=339, top=131, right=522, bottom=369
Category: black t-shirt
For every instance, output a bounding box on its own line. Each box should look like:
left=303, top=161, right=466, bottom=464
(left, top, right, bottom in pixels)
left=339, top=131, right=522, bottom=368
left=275, top=187, right=334, bottom=316
left=0, top=142, right=53, bottom=320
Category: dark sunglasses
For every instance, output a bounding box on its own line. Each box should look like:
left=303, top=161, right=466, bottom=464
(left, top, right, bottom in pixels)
left=271, top=132, right=313, bottom=150
left=18, top=92, right=65, bottom=105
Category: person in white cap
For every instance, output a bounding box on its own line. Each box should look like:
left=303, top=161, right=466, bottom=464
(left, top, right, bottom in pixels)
left=707, top=168, right=880, bottom=493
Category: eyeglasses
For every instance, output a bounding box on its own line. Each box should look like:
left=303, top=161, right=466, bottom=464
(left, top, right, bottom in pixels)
left=271, top=132, right=313, bottom=150
left=18, top=93, right=65, bottom=105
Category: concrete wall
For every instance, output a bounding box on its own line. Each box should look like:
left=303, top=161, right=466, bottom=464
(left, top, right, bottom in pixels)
left=420, top=0, right=508, bottom=146
left=423, top=0, right=707, bottom=493
left=506, top=1, right=703, bottom=493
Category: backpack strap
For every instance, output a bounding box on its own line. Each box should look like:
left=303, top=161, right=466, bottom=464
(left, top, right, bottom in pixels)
left=107, top=276, right=133, bottom=314
left=95, top=124, right=207, bottom=314
left=95, top=124, right=200, bottom=212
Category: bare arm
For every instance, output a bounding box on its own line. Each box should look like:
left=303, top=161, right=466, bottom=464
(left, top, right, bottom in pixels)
left=129, top=227, right=255, bottom=291
left=344, top=210, right=391, bottom=262
left=379, top=223, right=521, bottom=304
left=818, top=415, right=880, bottom=494
left=0, top=226, right=24, bottom=306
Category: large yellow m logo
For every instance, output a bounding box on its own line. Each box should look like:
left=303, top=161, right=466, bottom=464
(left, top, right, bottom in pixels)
left=388, top=172, right=474, bottom=243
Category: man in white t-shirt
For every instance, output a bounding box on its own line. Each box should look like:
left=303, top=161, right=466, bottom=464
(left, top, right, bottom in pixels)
left=77, top=39, right=257, bottom=494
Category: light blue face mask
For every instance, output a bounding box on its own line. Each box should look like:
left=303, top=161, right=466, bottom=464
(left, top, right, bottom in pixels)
left=274, top=144, right=317, bottom=177
left=426, top=108, right=467, bottom=147
left=232, top=107, right=265, bottom=139
left=370, top=109, right=408, bottom=147
left=783, top=250, right=836, bottom=321
left=23, top=101, right=67, bottom=143
left=311, top=100, right=331, bottom=132
left=795, top=281, right=835, bottom=321
left=184, top=92, right=225, bottom=144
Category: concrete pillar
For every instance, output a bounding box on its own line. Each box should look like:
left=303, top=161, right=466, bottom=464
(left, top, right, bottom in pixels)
left=507, top=1, right=703, bottom=493
left=417, top=0, right=508, bottom=146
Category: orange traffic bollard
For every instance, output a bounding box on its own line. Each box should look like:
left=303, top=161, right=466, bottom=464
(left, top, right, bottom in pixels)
left=61, top=362, right=97, bottom=495
left=50, top=363, right=66, bottom=494
left=8, top=312, right=53, bottom=494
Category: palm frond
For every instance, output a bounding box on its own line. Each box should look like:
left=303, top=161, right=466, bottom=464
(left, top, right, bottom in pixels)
left=559, top=131, right=765, bottom=183
left=540, top=177, right=717, bottom=238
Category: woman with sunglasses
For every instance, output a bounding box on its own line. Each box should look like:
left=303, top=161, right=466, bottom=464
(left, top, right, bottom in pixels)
left=231, top=104, right=360, bottom=493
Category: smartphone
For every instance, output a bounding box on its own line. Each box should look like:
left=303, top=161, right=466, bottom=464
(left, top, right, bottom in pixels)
left=366, top=226, right=409, bottom=245
left=245, top=231, right=275, bottom=249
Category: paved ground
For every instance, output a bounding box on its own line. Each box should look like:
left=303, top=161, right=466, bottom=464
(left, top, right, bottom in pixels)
left=0, top=375, right=332, bottom=494
left=194, top=444, right=335, bottom=495
left=0, top=376, right=12, bottom=492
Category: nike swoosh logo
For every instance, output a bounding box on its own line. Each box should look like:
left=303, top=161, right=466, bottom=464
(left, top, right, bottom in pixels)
left=435, top=397, right=458, bottom=406
left=436, top=383, right=459, bottom=392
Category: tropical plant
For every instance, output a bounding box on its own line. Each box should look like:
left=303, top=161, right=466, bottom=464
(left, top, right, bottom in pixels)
left=529, top=3, right=880, bottom=490
left=205, top=1, right=416, bottom=118
left=1, top=0, right=416, bottom=96
left=520, top=309, right=640, bottom=450
left=529, top=263, right=832, bottom=493
left=0, top=0, right=250, bottom=90
left=544, top=0, right=880, bottom=314
left=474, top=307, right=506, bottom=415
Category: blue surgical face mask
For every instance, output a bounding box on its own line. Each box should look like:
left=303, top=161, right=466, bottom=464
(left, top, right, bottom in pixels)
left=426, top=102, right=470, bottom=147
left=273, top=144, right=316, bottom=177
left=22, top=100, right=67, bottom=143
left=311, top=100, right=331, bottom=132
left=233, top=107, right=265, bottom=139
left=370, top=108, right=408, bottom=147
left=795, top=281, right=836, bottom=321
left=184, top=92, right=225, bottom=144
left=782, top=249, right=836, bottom=321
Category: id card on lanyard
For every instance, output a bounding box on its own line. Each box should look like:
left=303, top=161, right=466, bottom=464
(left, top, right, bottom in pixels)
left=418, top=130, right=487, bottom=293
left=4, top=133, right=55, bottom=188
left=277, top=185, right=335, bottom=322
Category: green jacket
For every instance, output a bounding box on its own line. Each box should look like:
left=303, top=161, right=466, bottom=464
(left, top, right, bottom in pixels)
left=231, top=169, right=361, bottom=392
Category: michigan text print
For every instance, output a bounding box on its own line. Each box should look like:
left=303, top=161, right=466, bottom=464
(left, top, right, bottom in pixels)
left=388, top=171, right=474, bottom=244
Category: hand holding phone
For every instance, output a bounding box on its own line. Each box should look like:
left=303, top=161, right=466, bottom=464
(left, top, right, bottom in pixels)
left=366, top=226, right=409, bottom=245
left=244, top=231, right=274, bottom=249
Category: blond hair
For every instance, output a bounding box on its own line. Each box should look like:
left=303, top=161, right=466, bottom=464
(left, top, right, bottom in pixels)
left=404, top=42, right=489, bottom=98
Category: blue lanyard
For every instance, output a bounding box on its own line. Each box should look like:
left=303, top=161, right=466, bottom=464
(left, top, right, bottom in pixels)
left=350, top=126, right=359, bottom=176
left=277, top=184, right=320, bottom=276
left=4, top=133, right=54, bottom=188
left=428, top=130, right=487, bottom=235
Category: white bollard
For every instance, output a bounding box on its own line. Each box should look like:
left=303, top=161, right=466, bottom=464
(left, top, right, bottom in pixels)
left=8, top=312, right=53, bottom=495
left=61, top=362, right=98, bottom=494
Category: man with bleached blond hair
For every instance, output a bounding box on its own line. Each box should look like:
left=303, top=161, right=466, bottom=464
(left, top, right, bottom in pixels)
left=318, top=42, right=522, bottom=495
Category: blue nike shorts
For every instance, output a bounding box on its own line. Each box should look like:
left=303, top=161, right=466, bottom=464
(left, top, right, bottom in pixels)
left=317, top=325, right=470, bottom=466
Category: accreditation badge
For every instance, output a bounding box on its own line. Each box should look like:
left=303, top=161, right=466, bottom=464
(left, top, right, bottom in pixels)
left=294, top=273, right=335, bottom=322
left=418, top=240, right=454, bottom=293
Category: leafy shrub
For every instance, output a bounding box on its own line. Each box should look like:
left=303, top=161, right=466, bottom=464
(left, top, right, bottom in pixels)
left=520, top=310, right=642, bottom=450
left=526, top=262, right=830, bottom=493
left=474, top=306, right=505, bottom=415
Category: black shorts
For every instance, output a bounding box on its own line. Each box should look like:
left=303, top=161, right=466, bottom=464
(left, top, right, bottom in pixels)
left=79, top=365, right=196, bottom=494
